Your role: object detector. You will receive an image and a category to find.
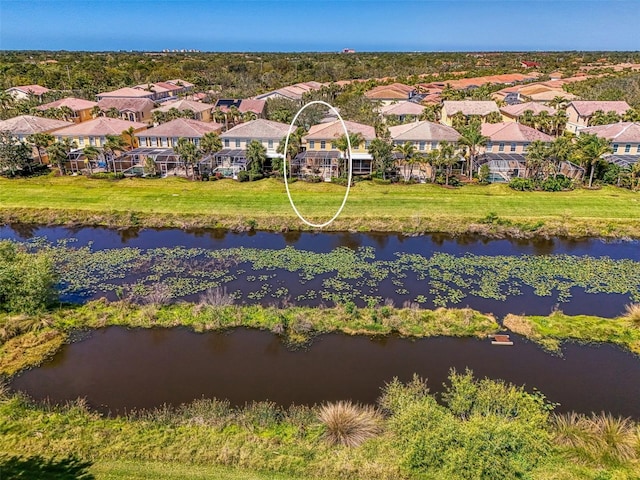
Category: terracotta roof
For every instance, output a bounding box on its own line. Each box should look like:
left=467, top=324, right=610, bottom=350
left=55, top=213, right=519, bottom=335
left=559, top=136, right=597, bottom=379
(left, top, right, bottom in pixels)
left=97, top=87, right=155, bottom=99
left=154, top=82, right=183, bottom=92
left=7, top=84, right=51, bottom=95
left=500, top=102, right=556, bottom=117
left=389, top=121, right=460, bottom=142
left=98, top=98, right=155, bottom=112
left=255, top=82, right=324, bottom=101
left=443, top=101, right=500, bottom=116
left=221, top=119, right=290, bottom=139
left=139, top=118, right=222, bottom=137
left=380, top=101, right=425, bottom=116
left=166, top=79, right=195, bottom=88
left=0, top=115, right=72, bottom=135
left=53, top=117, right=147, bottom=137
left=152, top=99, right=212, bottom=114
left=579, top=122, right=640, bottom=142
left=239, top=99, right=266, bottom=114
left=528, top=90, right=577, bottom=102
left=481, top=122, right=553, bottom=142
left=36, top=97, right=98, bottom=112
left=133, top=83, right=172, bottom=94
left=304, top=120, right=376, bottom=141
left=569, top=101, right=631, bottom=117
left=365, top=83, right=415, bottom=100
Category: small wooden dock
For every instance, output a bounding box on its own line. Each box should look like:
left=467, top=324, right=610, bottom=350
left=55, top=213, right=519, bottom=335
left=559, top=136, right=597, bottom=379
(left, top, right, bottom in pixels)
left=489, top=334, right=514, bottom=346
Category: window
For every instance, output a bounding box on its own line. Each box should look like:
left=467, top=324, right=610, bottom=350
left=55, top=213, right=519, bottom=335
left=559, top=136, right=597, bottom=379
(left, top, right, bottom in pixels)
left=523, top=143, right=529, bottom=152
left=320, top=140, right=326, bottom=149
left=486, top=142, right=493, bottom=152
left=419, top=142, right=425, bottom=151
left=498, top=143, right=505, bottom=152
left=613, top=143, right=619, bottom=152
left=637, top=145, right=640, bottom=154
left=194, top=138, right=200, bottom=147
left=309, top=140, right=315, bottom=149
left=431, top=141, right=438, bottom=149
left=624, top=144, right=631, bottom=153
left=331, top=142, right=336, bottom=150
left=100, top=137, right=105, bottom=145
left=224, top=139, right=229, bottom=147
left=162, top=137, right=168, bottom=147
left=510, top=143, right=516, bottom=152
left=365, top=141, right=371, bottom=148
left=235, top=139, right=240, bottom=148
left=268, top=140, right=273, bottom=149
left=89, top=136, right=95, bottom=146
left=78, top=137, right=85, bottom=146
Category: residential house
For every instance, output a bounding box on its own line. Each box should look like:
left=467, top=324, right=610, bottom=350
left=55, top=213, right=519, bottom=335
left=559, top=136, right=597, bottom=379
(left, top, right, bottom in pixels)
left=254, top=81, right=324, bottom=102
left=500, top=102, right=556, bottom=122
left=295, top=120, right=376, bottom=180
left=5, top=84, right=51, bottom=101
left=364, top=83, right=418, bottom=106
left=478, top=122, right=556, bottom=182
left=388, top=121, right=461, bottom=180
left=380, top=101, right=425, bottom=122
left=53, top=117, right=147, bottom=148
left=132, top=83, right=173, bottom=102
left=515, top=84, right=577, bottom=104
left=209, top=119, right=289, bottom=177
left=214, top=98, right=266, bottom=120
left=0, top=115, right=72, bottom=164
left=441, top=101, right=500, bottom=126
left=35, top=97, right=99, bottom=123
left=151, top=100, right=213, bottom=122
left=579, top=122, right=640, bottom=169
left=165, top=79, right=195, bottom=96
left=565, top=101, right=632, bottom=133
left=137, top=118, right=223, bottom=148
left=520, top=61, right=540, bottom=68
left=96, top=87, right=155, bottom=102
left=97, top=98, right=155, bottom=123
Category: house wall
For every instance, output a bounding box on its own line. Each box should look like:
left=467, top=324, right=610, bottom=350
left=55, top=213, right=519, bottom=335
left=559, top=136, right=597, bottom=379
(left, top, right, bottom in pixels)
left=611, top=142, right=640, bottom=155
left=391, top=139, right=444, bottom=152
left=140, top=136, right=201, bottom=148
left=304, top=137, right=371, bottom=155
left=500, top=113, right=518, bottom=123
left=565, top=105, right=587, bottom=133
left=481, top=141, right=537, bottom=154
left=221, top=137, right=282, bottom=157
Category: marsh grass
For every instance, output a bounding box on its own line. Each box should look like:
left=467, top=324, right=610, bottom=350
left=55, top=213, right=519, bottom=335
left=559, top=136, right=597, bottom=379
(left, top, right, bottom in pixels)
left=624, top=303, right=640, bottom=326
left=318, top=401, right=382, bottom=447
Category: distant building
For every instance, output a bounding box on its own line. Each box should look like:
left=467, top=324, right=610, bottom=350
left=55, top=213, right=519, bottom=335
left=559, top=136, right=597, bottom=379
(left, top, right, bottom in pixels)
left=441, top=101, right=500, bottom=126
left=565, top=101, right=631, bottom=133
left=521, top=61, right=540, bottom=68
left=5, top=84, right=51, bottom=101
left=341, top=48, right=356, bottom=54
left=35, top=97, right=99, bottom=123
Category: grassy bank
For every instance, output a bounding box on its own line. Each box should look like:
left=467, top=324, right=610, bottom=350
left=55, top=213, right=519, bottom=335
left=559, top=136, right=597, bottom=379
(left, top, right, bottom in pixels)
left=504, top=308, right=640, bottom=354
left=0, top=301, right=499, bottom=377
left=1, top=176, right=639, bottom=237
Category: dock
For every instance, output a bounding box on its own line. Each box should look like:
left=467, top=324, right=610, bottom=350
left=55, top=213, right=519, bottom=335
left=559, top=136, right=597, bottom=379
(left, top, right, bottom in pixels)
left=489, top=334, right=514, bottom=346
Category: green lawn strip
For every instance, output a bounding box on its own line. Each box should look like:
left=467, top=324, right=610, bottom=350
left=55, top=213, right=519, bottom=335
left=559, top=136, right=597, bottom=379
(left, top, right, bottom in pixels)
left=0, top=302, right=499, bottom=377
left=1, top=176, right=639, bottom=236
left=504, top=312, right=640, bottom=354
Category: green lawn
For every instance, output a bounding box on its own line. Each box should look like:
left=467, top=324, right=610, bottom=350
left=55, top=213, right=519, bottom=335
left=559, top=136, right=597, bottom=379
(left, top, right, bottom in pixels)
left=0, top=175, right=639, bottom=236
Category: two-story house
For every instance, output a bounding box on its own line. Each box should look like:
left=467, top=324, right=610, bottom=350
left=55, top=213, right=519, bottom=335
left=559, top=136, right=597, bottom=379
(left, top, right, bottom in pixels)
left=579, top=122, right=640, bottom=170
left=35, top=97, right=99, bottom=123
left=441, top=101, right=500, bottom=126
left=565, top=101, right=631, bottom=133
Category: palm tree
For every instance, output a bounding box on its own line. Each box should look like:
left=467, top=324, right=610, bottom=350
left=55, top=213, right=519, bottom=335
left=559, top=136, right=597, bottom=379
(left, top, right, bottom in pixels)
left=121, top=127, right=138, bottom=151
left=547, top=136, right=574, bottom=178
left=424, top=149, right=440, bottom=182
left=0, top=90, right=15, bottom=119
left=241, top=111, right=257, bottom=123
left=548, top=96, right=568, bottom=110
left=152, top=110, right=166, bottom=125
left=574, top=133, right=613, bottom=188
left=551, top=110, right=568, bottom=137
left=457, top=122, right=488, bottom=178
left=420, top=105, right=441, bottom=122
left=622, top=108, right=640, bottom=123
left=105, top=107, right=120, bottom=119
left=588, top=110, right=607, bottom=126
left=213, top=108, right=227, bottom=130
left=103, top=134, right=127, bottom=172
left=59, top=106, right=75, bottom=122
left=450, top=112, right=467, bottom=131
left=604, top=111, right=621, bottom=124
left=228, top=106, right=241, bottom=127
left=246, top=139, right=267, bottom=176
left=335, top=132, right=365, bottom=177
left=520, top=109, right=535, bottom=127
left=46, top=137, right=77, bottom=175
left=276, top=126, right=306, bottom=177
left=485, top=111, right=502, bottom=124
left=82, top=145, right=100, bottom=175
left=200, top=132, right=223, bottom=156
left=631, top=161, right=640, bottom=191
left=437, top=141, right=459, bottom=186
left=535, top=111, right=552, bottom=135
left=524, top=140, right=549, bottom=179
left=90, top=105, right=102, bottom=119
left=26, top=132, right=54, bottom=165
left=394, top=141, right=418, bottom=182
left=175, top=137, right=200, bottom=180
left=367, top=137, right=395, bottom=180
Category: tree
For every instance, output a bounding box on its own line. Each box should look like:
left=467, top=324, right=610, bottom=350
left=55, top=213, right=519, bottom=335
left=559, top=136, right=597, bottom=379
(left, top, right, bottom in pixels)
left=524, top=140, right=549, bottom=179
left=622, top=108, right=640, bottom=122
left=574, top=133, right=613, bottom=188
left=90, top=105, right=102, bottom=119
left=276, top=126, right=306, bottom=177
left=437, top=141, right=459, bottom=186
left=485, top=111, right=502, bottom=124
left=105, top=107, right=120, bottom=119
left=213, top=108, right=229, bottom=129
left=200, top=132, right=222, bottom=156
left=82, top=145, right=100, bottom=175
left=246, top=139, right=267, bottom=176
left=368, top=137, right=395, bottom=180
left=551, top=110, right=568, bottom=137
left=0, top=90, right=15, bottom=119
left=547, top=136, right=574, bottom=177
left=631, top=161, right=640, bottom=191
left=450, top=111, right=467, bottom=131
left=335, top=132, right=365, bottom=177
left=0, top=132, right=33, bottom=176
left=121, top=127, right=138, bottom=151
left=59, top=106, right=75, bottom=122
left=420, top=105, right=441, bottom=122
left=457, top=122, right=488, bottom=178
left=534, top=111, right=552, bottom=135
left=46, top=137, right=77, bottom=175
left=520, top=110, right=536, bottom=127
left=143, top=156, right=157, bottom=177
left=26, top=132, right=54, bottom=165
left=394, top=141, right=419, bottom=182
left=175, top=137, right=201, bottom=179
left=548, top=96, right=568, bottom=110
left=152, top=110, right=166, bottom=125
left=103, top=134, right=127, bottom=172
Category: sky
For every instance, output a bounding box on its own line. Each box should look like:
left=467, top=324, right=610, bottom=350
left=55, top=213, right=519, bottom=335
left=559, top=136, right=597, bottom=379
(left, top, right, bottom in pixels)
left=0, top=0, right=639, bottom=52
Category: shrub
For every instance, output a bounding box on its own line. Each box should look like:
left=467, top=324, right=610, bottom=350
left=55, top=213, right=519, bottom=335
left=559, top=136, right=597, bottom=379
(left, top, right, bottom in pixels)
left=318, top=401, right=382, bottom=447
left=90, top=172, right=124, bottom=180
left=509, top=177, right=536, bottom=191
left=372, top=177, right=391, bottom=185
left=304, top=175, right=322, bottom=183
left=248, top=173, right=264, bottom=181
left=623, top=303, right=640, bottom=326
left=199, top=287, right=234, bottom=307
left=237, top=170, right=250, bottom=182
left=540, top=175, right=573, bottom=192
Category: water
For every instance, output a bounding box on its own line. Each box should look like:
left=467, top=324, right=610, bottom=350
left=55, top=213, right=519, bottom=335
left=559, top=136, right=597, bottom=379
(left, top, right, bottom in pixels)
left=10, top=327, right=640, bottom=418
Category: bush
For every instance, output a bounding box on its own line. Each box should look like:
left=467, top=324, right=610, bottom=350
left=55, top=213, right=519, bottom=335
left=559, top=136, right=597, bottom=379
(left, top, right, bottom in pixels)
left=509, top=177, right=536, bottom=191
left=90, top=172, right=124, bottom=180
left=318, top=401, right=382, bottom=447
left=372, top=177, right=392, bottom=185
left=248, top=173, right=264, bottom=181
left=236, top=170, right=250, bottom=182
left=540, top=175, right=573, bottom=192
left=304, top=175, right=322, bottom=183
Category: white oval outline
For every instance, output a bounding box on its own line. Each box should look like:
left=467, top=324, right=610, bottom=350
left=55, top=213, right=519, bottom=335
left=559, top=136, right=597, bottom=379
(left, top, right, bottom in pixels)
left=283, top=100, right=352, bottom=228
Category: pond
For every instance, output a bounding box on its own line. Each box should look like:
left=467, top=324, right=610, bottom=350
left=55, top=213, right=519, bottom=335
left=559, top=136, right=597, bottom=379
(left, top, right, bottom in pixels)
left=10, top=327, right=640, bottom=418
left=1, top=224, right=639, bottom=317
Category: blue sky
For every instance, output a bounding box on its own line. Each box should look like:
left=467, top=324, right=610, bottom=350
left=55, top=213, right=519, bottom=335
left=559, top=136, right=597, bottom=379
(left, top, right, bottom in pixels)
left=0, top=0, right=639, bottom=52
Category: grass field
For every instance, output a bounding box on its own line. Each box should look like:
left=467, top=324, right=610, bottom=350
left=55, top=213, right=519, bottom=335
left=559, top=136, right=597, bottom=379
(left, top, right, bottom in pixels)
left=1, top=176, right=639, bottom=236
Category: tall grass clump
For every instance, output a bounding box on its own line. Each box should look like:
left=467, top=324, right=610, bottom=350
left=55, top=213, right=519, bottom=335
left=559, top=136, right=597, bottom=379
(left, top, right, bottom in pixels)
left=624, top=303, right=640, bottom=326
left=199, top=287, right=234, bottom=307
left=318, top=401, right=382, bottom=447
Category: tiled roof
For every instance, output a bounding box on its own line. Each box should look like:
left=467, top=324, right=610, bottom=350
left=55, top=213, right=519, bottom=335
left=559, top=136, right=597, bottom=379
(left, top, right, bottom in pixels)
left=304, top=120, right=376, bottom=141
left=139, top=118, right=222, bottom=137
left=380, top=101, right=425, bottom=116
left=239, top=99, right=266, bottom=114
left=579, top=122, right=640, bottom=142
left=0, top=115, right=72, bottom=135
left=166, top=79, right=195, bottom=88
left=569, top=101, right=631, bottom=117
left=154, top=82, right=183, bottom=92
left=389, top=121, right=461, bottom=142
left=36, top=97, right=98, bottom=112
left=443, top=101, right=500, bottom=116
left=255, top=82, right=324, bottom=101
left=53, top=117, right=147, bottom=136
left=97, top=87, right=155, bottom=99
left=97, top=98, right=155, bottom=112
left=221, top=119, right=290, bottom=139
left=365, top=83, right=415, bottom=100
left=527, top=90, right=577, bottom=102
left=500, top=102, right=556, bottom=117
left=152, top=99, right=212, bottom=114
left=133, top=83, right=172, bottom=94
left=7, top=84, right=51, bottom=95
left=481, top=122, right=553, bottom=142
